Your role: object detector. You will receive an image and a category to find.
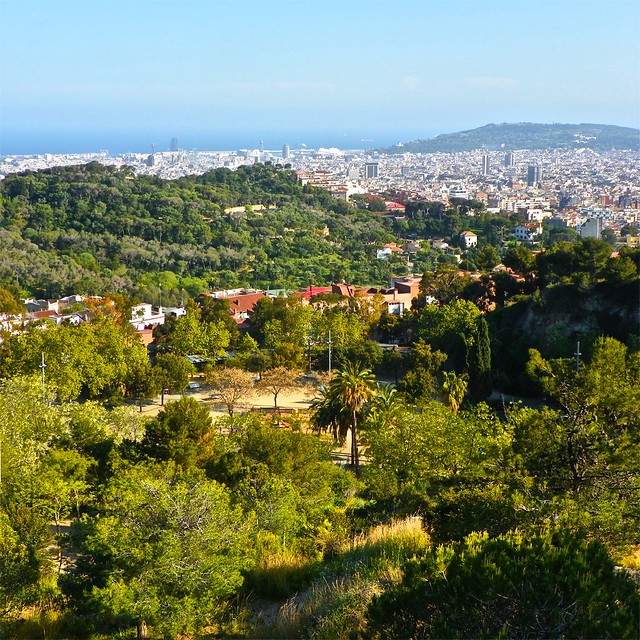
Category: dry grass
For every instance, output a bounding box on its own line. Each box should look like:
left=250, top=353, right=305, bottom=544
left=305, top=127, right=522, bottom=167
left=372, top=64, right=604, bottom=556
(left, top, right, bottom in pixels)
left=253, top=515, right=430, bottom=639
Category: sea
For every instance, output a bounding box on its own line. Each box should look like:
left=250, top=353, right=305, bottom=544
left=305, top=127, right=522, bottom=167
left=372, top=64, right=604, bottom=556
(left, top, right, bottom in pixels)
left=0, top=127, right=436, bottom=156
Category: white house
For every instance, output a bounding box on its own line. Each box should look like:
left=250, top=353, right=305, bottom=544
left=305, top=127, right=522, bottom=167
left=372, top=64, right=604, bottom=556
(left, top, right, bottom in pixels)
left=130, top=303, right=165, bottom=331
left=514, top=223, right=543, bottom=242
left=459, top=231, right=478, bottom=249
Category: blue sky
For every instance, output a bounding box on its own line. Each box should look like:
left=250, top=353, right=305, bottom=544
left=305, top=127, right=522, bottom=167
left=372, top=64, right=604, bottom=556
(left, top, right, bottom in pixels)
left=1, top=0, right=639, bottom=152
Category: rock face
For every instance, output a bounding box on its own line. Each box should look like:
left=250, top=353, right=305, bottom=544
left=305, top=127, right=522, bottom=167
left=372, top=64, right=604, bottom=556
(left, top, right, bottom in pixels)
left=489, top=280, right=639, bottom=393
left=516, top=282, right=638, bottom=351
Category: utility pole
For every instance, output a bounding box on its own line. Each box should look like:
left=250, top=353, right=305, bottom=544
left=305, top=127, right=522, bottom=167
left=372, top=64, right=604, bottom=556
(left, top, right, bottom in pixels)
left=574, top=340, right=581, bottom=372
left=39, top=352, right=46, bottom=396
left=327, top=330, right=332, bottom=374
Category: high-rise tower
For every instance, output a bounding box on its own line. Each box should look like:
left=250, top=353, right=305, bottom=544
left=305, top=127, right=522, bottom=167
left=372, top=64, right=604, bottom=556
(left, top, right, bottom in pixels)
left=364, top=162, right=379, bottom=179
left=282, top=144, right=290, bottom=160
left=481, top=154, right=490, bottom=175
left=527, top=164, right=542, bottom=186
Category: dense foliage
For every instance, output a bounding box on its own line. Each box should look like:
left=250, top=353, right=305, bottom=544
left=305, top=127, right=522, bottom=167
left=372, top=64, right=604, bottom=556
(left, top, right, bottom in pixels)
left=0, top=163, right=638, bottom=638
left=0, top=162, right=397, bottom=298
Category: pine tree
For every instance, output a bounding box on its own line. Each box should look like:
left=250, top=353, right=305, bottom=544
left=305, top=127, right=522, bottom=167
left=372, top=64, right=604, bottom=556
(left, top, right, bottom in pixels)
left=470, top=316, right=492, bottom=400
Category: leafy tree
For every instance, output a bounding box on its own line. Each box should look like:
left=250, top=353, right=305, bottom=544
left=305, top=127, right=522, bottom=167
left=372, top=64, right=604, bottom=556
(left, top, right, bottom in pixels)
left=0, top=376, right=62, bottom=500
left=418, top=267, right=471, bottom=306
left=206, top=416, right=346, bottom=532
left=415, top=299, right=481, bottom=371
left=125, top=351, right=160, bottom=411
left=36, top=448, right=93, bottom=532
left=602, top=255, right=639, bottom=284
left=258, top=366, right=300, bottom=410
left=515, top=337, right=640, bottom=549
left=536, top=238, right=611, bottom=286
left=0, top=319, right=146, bottom=401
left=169, top=311, right=231, bottom=357
left=601, top=226, right=617, bottom=246
left=523, top=336, right=639, bottom=486
left=502, top=244, right=535, bottom=275
left=73, top=464, right=254, bottom=639
left=271, top=340, right=307, bottom=370
left=620, top=223, right=638, bottom=236
left=397, top=339, right=446, bottom=403
left=473, top=244, right=500, bottom=271
left=238, top=475, right=306, bottom=552
left=154, top=352, right=194, bottom=394
left=362, top=399, right=510, bottom=513
left=141, top=396, right=213, bottom=468
left=204, top=366, right=255, bottom=416
left=365, top=528, right=640, bottom=640
left=0, top=287, right=22, bottom=315
left=198, top=296, right=240, bottom=345
left=0, top=507, right=51, bottom=623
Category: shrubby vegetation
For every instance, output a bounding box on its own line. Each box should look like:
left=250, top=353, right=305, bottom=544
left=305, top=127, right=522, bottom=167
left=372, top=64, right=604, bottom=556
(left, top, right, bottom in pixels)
left=0, top=163, right=638, bottom=638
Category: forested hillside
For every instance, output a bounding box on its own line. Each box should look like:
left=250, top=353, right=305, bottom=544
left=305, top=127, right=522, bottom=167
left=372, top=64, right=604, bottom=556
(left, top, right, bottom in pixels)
left=0, top=162, right=396, bottom=299
left=383, top=122, right=640, bottom=153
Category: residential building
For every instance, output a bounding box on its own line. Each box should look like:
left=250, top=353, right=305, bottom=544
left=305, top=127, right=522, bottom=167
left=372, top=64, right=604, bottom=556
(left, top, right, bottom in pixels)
left=580, top=217, right=603, bottom=239
left=459, top=230, right=478, bottom=248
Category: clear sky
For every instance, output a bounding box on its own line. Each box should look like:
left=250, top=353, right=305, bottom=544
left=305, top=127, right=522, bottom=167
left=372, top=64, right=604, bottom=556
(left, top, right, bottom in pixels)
left=1, top=0, right=639, bottom=153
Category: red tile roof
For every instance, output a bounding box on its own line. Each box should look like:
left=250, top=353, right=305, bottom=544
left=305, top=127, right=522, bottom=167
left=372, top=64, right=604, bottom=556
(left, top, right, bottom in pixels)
left=228, top=292, right=266, bottom=315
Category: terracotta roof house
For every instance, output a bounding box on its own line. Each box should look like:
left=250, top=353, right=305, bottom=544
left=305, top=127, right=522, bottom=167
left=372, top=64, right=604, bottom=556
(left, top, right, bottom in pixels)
left=226, top=292, right=266, bottom=320
left=460, top=231, right=478, bottom=248
left=332, top=283, right=357, bottom=297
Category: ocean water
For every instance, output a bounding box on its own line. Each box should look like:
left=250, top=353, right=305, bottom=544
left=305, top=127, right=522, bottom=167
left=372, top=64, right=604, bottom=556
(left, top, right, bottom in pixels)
left=0, top=127, right=433, bottom=156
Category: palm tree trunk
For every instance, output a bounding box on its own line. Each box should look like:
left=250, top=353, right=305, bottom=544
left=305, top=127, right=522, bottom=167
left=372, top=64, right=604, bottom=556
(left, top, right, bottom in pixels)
left=352, top=410, right=360, bottom=476
left=137, top=619, right=148, bottom=640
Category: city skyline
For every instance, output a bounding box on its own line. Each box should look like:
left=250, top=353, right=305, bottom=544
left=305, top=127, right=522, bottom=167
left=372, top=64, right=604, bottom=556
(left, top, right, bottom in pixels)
left=1, top=0, right=639, bottom=155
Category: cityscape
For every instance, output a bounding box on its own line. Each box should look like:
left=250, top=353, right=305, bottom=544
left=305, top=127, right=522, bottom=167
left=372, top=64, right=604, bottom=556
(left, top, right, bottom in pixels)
left=2, top=135, right=638, bottom=244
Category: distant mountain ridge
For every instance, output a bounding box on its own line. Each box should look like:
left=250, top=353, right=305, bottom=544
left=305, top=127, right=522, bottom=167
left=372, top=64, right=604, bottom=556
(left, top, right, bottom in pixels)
left=382, top=122, right=640, bottom=153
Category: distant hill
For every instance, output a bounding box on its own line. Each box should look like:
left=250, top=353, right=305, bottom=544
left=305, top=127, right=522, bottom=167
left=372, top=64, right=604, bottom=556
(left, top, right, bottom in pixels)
left=382, top=122, right=640, bottom=153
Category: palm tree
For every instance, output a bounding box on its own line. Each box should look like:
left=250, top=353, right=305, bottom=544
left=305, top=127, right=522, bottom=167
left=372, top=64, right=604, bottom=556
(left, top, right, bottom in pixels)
left=440, top=371, right=468, bottom=414
left=329, top=362, right=376, bottom=475
left=310, top=384, right=350, bottom=442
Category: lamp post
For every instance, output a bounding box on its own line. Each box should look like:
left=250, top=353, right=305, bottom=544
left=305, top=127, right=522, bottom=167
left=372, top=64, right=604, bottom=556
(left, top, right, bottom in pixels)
left=327, top=330, right=332, bottom=374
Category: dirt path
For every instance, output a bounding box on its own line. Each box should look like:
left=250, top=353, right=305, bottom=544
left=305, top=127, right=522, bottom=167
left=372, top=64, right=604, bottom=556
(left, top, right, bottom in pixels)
left=134, top=377, right=355, bottom=466
left=136, top=377, right=319, bottom=420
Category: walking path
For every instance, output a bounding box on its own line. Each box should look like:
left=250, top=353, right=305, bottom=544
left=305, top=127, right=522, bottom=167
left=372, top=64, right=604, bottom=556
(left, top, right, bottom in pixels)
left=137, top=377, right=318, bottom=420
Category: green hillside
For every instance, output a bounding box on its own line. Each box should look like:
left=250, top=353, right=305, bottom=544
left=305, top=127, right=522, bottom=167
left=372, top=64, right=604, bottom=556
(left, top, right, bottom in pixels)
left=0, top=162, right=397, bottom=300
left=383, top=122, right=640, bottom=153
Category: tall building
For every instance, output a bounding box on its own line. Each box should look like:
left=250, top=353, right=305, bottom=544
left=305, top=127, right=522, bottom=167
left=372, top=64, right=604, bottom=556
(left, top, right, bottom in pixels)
left=364, top=162, right=379, bottom=179
left=170, top=137, right=179, bottom=152
left=282, top=144, right=290, bottom=160
left=481, top=154, right=490, bottom=175
left=580, top=218, right=603, bottom=239
left=504, top=152, right=515, bottom=167
left=527, top=164, right=542, bottom=187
